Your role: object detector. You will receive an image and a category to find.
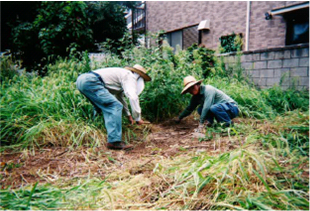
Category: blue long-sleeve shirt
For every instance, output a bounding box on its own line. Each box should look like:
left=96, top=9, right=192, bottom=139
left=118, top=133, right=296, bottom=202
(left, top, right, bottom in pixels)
left=179, top=85, right=236, bottom=123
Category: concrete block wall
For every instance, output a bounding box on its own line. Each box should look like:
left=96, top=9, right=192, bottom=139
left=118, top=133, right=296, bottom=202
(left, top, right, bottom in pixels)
left=222, top=44, right=309, bottom=90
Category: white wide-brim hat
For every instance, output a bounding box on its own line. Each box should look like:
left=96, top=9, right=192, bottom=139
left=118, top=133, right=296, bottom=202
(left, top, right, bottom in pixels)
left=125, top=64, right=151, bottom=81
left=181, top=76, right=203, bottom=95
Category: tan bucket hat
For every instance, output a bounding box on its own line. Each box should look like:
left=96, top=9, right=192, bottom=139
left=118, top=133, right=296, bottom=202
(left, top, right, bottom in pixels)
left=181, top=76, right=203, bottom=94
left=125, top=64, right=151, bottom=81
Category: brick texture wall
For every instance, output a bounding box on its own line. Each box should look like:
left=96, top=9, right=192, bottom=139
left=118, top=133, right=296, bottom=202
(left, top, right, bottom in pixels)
left=146, top=1, right=210, bottom=33
left=146, top=1, right=306, bottom=51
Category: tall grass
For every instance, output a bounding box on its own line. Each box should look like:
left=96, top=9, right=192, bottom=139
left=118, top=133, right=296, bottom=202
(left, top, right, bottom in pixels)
left=0, top=54, right=107, bottom=149
left=1, top=44, right=308, bottom=150
left=1, top=110, right=308, bottom=210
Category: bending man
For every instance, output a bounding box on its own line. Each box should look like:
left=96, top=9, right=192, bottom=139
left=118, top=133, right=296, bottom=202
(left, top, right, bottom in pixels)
left=76, top=64, right=151, bottom=150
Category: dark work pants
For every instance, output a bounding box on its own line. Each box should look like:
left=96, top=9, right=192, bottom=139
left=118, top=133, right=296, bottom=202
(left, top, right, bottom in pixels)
left=198, top=102, right=239, bottom=126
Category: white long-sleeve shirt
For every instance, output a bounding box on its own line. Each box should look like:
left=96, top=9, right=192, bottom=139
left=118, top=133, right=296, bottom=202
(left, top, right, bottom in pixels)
left=93, top=67, right=141, bottom=121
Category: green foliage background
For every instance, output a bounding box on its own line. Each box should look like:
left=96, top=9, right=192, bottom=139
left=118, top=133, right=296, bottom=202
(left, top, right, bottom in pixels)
left=87, top=1, right=127, bottom=43
left=8, top=1, right=130, bottom=73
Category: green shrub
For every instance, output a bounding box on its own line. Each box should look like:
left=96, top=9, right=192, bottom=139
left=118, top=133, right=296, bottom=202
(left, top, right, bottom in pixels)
left=11, top=2, right=94, bottom=73
left=261, top=85, right=309, bottom=113
left=187, top=44, right=216, bottom=78
left=219, top=32, right=243, bottom=53
left=0, top=55, right=22, bottom=84
left=99, top=32, right=135, bottom=56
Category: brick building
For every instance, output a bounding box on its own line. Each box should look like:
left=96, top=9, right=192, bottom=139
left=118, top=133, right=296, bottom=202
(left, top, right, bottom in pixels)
left=144, top=1, right=309, bottom=89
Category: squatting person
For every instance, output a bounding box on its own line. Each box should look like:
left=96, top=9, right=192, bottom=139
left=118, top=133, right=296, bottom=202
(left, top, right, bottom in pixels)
left=76, top=64, right=151, bottom=150
left=175, top=76, right=239, bottom=133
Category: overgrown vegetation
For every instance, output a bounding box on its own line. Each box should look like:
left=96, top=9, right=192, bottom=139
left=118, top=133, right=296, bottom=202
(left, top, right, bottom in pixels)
left=5, top=1, right=131, bottom=73
left=1, top=40, right=308, bottom=146
left=0, top=39, right=308, bottom=209
left=0, top=54, right=22, bottom=83
left=219, top=32, right=243, bottom=53
left=187, top=44, right=216, bottom=78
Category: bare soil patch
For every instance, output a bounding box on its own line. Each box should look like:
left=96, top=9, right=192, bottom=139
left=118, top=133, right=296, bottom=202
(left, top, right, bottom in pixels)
left=1, top=116, right=240, bottom=189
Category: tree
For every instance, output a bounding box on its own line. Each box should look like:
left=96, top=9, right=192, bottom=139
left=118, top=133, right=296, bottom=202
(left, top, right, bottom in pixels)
left=11, top=1, right=94, bottom=73
left=86, top=2, right=128, bottom=44
left=1, top=1, right=40, bottom=51
left=9, top=1, right=130, bottom=72
left=34, top=2, right=94, bottom=57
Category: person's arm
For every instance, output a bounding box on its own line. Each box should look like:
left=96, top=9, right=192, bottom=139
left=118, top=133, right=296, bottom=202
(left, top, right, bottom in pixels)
left=178, top=96, right=199, bottom=121
left=114, top=92, right=135, bottom=124
left=122, top=74, right=142, bottom=122
left=200, top=87, right=216, bottom=124
left=115, top=92, right=131, bottom=116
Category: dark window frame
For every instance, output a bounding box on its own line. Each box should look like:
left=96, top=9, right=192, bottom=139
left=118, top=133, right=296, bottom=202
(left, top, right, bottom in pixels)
left=284, top=8, right=309, bottom=46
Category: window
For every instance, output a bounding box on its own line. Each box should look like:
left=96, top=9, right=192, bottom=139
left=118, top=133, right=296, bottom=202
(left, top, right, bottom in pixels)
left=284, top=8, right=309, bottom=45
left=165, top=25, right=199, bottom=51
left=166, top=30, right=183, bottom=50
left=267, top=2, right=309, bottom=45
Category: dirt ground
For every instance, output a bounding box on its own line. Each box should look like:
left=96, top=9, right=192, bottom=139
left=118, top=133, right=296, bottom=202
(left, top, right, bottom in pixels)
left=1, top=116, right=240, bottom=189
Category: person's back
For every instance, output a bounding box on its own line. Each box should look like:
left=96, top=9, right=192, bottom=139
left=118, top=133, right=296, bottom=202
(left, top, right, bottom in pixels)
left=93, top=67, right=131, bottom=91
left=203, top=85, right=235, bottom=105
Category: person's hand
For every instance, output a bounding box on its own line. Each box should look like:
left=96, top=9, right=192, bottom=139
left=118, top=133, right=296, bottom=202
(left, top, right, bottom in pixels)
left=128, top=115, right=135, bottom=125
left=136, top=119, right=144, bottom=125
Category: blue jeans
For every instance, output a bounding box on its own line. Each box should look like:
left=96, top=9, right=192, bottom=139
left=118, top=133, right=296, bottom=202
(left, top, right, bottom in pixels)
left=198, top=102, right=239, bottom=126
left=76, top=73, right=122, bottom=143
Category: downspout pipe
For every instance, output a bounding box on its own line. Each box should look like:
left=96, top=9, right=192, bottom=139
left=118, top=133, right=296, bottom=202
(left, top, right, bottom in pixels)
left=145, top=2, right=147, bottom=47
left=245, top=1, right=251, bottom=51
